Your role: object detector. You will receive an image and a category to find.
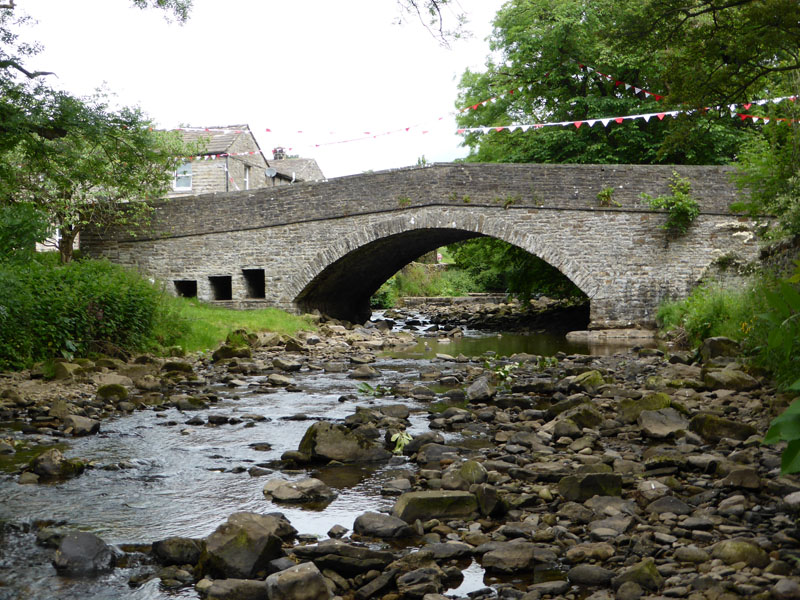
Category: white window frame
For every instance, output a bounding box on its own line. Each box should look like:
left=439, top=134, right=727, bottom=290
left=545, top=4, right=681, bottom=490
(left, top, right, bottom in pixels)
left=173, top=162, right=192, bottom=191
left=244, top=164, right=251, bottom=190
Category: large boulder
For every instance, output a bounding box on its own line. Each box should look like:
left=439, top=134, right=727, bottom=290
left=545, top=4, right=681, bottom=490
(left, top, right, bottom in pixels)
left=466, top=376, right=496, bottom=402
left=201, top=512, right=296, bottom=579
left=557, top=473, right=622, bottom=502
left=637, top=407, right=689, bottom=439
left=703, top=367, right=759, bottom=391
left=52, top=532, right=115, bottom=575
left=689, top=414, right=757, bottom=443
left=711, top=539, right=770, bottom=568
left=297, top=421, right=391, bottom=463
left=205, top=579, right=267, bottom=600
left=392, top=491, right=478, bottom=523
left=63, top=415, right=101, bottom=436
left=30, top=448, right=85, bottom=480
left=265, top=562, right=331, bottom=600
left=263, top=478, right=337, bottom=505
left=353, top=511, right=413, bottom=538
left=152, top=536, right=204, bottom=566
left=482, top=542, right=558, bottom=574
left=618, top=392, right=671, bottom=424
left=292, top=539, right=394, bottom=576
left=699, top=336, right=740, bottom=361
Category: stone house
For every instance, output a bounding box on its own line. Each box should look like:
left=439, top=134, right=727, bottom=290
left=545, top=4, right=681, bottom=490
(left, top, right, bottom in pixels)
left=169, top=125, right=324, bottom=197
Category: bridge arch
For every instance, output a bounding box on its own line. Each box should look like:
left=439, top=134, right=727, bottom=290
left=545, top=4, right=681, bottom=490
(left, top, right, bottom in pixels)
left=290, top=208, right=601, bottom=323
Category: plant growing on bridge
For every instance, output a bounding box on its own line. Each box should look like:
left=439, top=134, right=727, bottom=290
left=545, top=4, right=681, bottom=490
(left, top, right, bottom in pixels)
left=597, top=187, right=621, bottom=208
left=642, top=172, right=700, bottom=236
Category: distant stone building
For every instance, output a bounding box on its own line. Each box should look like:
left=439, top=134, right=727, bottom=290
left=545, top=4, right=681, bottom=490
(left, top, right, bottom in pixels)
left=169, top=125, right=324, bottom=197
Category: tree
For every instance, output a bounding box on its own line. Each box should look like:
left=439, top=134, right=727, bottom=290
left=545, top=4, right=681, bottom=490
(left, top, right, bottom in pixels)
left=1, top=93, right=189, bottom=263
left=0, top=6, right=194, bottom=262
left=455, top=0, right=752, bottom=166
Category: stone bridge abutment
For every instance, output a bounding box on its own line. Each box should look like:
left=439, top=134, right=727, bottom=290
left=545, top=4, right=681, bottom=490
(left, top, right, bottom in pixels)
left=81, top=163, right=759, bottom=329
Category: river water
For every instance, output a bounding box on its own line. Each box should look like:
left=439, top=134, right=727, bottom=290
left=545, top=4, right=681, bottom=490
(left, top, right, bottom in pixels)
left=0, top=314, right=635, bottom=600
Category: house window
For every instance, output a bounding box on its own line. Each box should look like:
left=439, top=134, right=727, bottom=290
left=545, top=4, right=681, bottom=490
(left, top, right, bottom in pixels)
left=173, top=162, right=192, bottom=191
left=244, top=165, right=251, bottom=190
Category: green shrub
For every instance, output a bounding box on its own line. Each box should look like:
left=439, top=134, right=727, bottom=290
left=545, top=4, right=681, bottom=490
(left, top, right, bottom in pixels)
left=657, top=283, right=762, bottom=345
left=0, top=257, right=161, bottom=369
left=642, top=171, right=700, bottom=235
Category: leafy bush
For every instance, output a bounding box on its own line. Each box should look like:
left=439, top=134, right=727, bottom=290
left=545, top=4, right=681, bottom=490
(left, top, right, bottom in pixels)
left=642, top=171, right=700, bottom=235
left=0, top=257, right=162, bottom=369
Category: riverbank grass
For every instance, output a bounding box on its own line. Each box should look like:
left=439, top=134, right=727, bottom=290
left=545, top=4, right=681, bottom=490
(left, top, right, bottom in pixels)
left=151, top=296, right=316, bottom=354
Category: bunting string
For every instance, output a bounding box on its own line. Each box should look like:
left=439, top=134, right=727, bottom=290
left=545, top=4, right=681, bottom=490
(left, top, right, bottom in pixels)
left=174, top=93, right=799, bottom=160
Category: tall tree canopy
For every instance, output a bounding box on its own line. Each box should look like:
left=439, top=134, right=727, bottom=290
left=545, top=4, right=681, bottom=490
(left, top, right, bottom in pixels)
left=455, top=0, right=800, bottom=166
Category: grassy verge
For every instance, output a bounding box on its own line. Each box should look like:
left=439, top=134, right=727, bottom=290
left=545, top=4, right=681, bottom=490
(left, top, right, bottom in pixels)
left=150, top=296, right=315, bottom=354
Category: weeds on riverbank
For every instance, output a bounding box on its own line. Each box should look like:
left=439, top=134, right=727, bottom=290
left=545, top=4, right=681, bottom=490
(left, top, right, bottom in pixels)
left=657, top=268, right=800, bottom=390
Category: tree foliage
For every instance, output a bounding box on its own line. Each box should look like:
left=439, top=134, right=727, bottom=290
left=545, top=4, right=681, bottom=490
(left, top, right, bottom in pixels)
left=448, top=237, right=583, bottom=301
left=0, top=7, right=193, bottom=262
left=455, top=0, right=800, bottom=166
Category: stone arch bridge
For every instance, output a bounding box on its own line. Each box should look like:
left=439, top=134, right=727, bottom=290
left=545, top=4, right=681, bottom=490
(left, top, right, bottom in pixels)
left=82, top=163, right=758, bottom=329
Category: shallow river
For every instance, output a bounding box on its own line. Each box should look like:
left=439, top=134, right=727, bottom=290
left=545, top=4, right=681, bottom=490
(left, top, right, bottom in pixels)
left=0, top=317, right=632, bottom=600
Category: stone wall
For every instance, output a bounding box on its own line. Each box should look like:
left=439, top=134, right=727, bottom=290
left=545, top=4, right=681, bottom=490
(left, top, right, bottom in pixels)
left=81, top=163, right=759, bottom=328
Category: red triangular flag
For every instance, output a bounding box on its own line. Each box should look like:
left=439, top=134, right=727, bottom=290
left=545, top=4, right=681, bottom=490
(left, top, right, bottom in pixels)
left=615, top=117, right=624, bottom=124
left=657, top=113, right=665, bottom=120
left=743, top=103, right=752, bottom=110
left=654, top=95, right=663, bottom=101
left=574, top=121, right=583, bottom=128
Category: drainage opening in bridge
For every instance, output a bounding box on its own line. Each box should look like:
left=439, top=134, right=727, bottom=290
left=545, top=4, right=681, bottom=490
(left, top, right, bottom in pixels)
left=208, top=275, right=232, bottom=301
left=242, top=268, right=266, bottom=299
left=174, top=280, right=197, bottom=298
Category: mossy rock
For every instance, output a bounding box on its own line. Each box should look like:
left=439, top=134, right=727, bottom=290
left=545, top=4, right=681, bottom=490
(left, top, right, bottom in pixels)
left=618, top=392, right=671, bottom=424
left=225, top=329, right=257, bottom=348
left=711, top=539, right=769, bottom=568
left=611, top=557, right=664, bottom=591
left=703, top=368, right=759, bottom=391
left=459, top=460, right=489, bottom=485
left=95, top=357, right=126, bottom=370
left=96, top=384, right=129, bottom=401
left=53, top=362, right=82, bottom=380
left=211, top=345, right=252, bottom=362
left=571, top=370, right=605, bottom=393
left=689, top=413, right=757, bottom=443
left=392, top=490, right=478, bottom=523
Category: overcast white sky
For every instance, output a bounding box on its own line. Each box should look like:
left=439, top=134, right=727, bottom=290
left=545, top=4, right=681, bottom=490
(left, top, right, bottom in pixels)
left=18, top=0, right=505, bottom=178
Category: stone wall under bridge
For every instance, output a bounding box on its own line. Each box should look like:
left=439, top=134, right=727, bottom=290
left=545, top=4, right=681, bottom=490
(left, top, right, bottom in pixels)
left=81, top=163, right=760, bottom=329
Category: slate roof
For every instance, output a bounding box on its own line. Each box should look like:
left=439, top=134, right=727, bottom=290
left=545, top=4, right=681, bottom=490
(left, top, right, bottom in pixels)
left=269, top=158, right=326, bottom=182
left=178, top=124, right=258, bottom=156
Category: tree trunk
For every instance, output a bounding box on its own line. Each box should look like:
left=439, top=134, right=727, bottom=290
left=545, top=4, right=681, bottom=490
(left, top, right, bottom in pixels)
left=58, top=226, right=78, bottom=264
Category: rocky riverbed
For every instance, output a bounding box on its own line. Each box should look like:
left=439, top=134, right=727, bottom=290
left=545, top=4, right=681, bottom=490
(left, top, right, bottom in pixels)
left=1, top=309, right=799, bottom=600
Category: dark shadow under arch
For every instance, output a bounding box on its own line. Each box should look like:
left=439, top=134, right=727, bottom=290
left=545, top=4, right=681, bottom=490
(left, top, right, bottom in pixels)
left=295, top=228, right=481, bottom=322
